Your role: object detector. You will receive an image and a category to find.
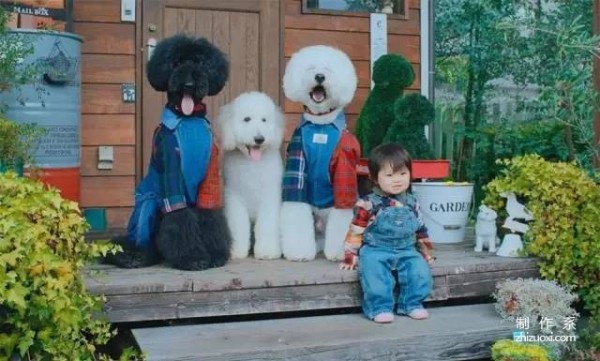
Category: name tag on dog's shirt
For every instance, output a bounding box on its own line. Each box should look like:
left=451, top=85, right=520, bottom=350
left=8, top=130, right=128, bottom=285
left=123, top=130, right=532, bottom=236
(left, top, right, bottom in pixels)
left=312, top=133, right=328, bottom=144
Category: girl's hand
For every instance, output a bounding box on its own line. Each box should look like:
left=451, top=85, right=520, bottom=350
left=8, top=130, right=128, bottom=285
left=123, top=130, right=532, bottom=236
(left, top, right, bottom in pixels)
left=339, top=253, right=357, bottom=270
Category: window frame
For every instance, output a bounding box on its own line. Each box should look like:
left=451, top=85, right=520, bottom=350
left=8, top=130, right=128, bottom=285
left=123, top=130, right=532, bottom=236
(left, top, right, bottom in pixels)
left=301, top=0, right=410, bottom=20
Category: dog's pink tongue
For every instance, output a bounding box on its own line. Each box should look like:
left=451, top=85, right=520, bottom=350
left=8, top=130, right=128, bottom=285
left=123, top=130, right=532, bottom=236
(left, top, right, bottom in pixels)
left=249, top=147, right=262, bottom=161
left=181, top=94, right=194, bottom=115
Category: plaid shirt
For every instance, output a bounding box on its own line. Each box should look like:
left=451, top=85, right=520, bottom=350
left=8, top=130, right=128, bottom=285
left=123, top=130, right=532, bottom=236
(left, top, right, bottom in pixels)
left=282, top=113, right=360, bottom=209
left=343, top=188, right=435, bottom=267
left=152, top=106, right=221, bottom=213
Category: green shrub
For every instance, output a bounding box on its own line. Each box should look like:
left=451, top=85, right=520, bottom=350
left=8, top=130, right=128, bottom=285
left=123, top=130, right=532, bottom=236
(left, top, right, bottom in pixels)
left=0, top=115, right=45, bottom=172
left=0, top=172, right=121, bottom=360
left=484, top=155, right=600, bottom=319
left=491, top=339, right=553, bottom=361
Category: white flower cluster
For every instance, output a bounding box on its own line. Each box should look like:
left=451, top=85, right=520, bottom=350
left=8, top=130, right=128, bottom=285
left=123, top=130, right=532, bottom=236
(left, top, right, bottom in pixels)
left=493, top=277, right=579, bottom=335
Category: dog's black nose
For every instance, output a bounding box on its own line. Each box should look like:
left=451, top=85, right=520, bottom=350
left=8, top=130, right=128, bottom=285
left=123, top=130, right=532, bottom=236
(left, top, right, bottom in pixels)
left=315, top=73, right=325, bottom=84
left=183, top=82, right=194, bottom=91
left=254, top=135, right=265, bottom=145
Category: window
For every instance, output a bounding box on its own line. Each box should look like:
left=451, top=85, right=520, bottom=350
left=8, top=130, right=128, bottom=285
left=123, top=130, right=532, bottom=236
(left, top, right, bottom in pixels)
left=302, top=0, right=407, bottom=17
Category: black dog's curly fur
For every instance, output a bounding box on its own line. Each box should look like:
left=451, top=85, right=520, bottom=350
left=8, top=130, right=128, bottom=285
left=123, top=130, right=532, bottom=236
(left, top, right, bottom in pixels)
left=105, top=34, right=231, bottom=271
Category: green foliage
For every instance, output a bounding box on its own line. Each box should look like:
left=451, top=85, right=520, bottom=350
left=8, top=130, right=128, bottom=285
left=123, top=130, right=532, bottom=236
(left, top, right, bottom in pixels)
left=384, top=93, right=435, bottom=159
left=491, top=339, right=554, bottom=361
left=0, top=172, right=127, bottom=360
left=435, top=0, right=600, bottom=181
left=484, top=155, right=600, bottom=320
left=0, top=7, right=41, bottom=102
left=355, top=53, right=435, bottom=158
left=459, top=119, right=572, bottom=203
left=0, top=115, right=45, bottom=172
left=561, top=323, right=600, bottom=361
left=356, top=54, right=415, bottom=156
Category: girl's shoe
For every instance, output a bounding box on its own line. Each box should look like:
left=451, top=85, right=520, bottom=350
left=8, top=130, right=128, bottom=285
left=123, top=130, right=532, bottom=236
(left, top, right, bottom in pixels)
left=407, top=308, right=429, bottom=320
left=373, top=312, right=394, bottom=323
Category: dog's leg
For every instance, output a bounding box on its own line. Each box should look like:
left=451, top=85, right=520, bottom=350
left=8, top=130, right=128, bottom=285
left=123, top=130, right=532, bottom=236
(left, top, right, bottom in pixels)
left=280, top=201, right=316, bottom=261
left=254, top=192, right=282, bottom=260
left=487, top=235, right=496, bottom=253
left=474, top=234, right=483, bottom=252
left=224, top=192, right=252, bottom=259
left=324, top=208, right=353, bottom=261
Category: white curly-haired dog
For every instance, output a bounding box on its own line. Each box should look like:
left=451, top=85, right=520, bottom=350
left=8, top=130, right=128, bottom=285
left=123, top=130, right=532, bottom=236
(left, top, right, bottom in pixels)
left=218, top=92, right=285, bottom=259
left=281, top=45, right=360, bottom=261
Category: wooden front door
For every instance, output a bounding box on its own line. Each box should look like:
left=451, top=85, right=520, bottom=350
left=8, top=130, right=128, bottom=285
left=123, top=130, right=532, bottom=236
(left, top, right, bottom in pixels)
left=140, top=0, right=281, bottom=173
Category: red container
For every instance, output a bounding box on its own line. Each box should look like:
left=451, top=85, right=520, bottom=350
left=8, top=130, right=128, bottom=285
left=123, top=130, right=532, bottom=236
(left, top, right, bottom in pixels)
left=31, top=167, right=80, bottom=203
left=357, top=158, right=450, bottom=180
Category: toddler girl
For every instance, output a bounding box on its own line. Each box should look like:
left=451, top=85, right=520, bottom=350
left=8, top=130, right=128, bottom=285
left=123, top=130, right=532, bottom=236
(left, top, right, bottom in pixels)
left=339, top=143, right=434, bottom=323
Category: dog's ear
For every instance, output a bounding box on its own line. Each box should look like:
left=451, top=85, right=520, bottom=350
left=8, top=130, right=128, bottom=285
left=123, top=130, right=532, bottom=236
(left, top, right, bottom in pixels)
left=216, top=102, right=236, bottom=151
left=272, top=105, right=286, bottom=150
left=194, top=38, right=229, bottom=96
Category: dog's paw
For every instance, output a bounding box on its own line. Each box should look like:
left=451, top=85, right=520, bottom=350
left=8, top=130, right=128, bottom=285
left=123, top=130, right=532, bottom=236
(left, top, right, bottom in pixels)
left=253, top=246, right=282, bottom=260
left=230, top=244, right=250, bottom=259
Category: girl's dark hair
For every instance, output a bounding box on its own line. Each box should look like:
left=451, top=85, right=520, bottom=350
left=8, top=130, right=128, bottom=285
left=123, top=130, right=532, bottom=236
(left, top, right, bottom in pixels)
left=368, top=143, right=412, bottom=181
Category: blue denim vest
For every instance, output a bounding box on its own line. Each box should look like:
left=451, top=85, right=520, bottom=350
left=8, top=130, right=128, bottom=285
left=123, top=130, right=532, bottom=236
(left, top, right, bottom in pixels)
left=363, top=192, right=420, bottom=250
left=300, top=112, right=346, bottom=208
left=126, top=108, right=212, bottom=247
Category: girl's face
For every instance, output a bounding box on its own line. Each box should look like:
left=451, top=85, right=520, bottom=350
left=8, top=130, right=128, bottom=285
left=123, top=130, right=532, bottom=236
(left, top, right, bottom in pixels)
left=376, top=162, right=411, bottom=195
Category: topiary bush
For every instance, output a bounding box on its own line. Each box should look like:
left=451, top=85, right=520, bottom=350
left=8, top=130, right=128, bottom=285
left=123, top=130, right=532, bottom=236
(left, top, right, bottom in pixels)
left=484, top=155, right=600, bottom=320
left=0, top=172, right=122, bottom=360
left=383, top=92, right=435, bottom=159
left=355, top=53, right=414, bottom=157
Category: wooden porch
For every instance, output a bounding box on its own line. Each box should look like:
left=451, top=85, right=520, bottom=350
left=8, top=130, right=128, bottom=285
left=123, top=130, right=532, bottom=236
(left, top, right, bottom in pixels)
left=85, top=240, right=538, bottom=360
left=85, top=241, right=538, bottom=323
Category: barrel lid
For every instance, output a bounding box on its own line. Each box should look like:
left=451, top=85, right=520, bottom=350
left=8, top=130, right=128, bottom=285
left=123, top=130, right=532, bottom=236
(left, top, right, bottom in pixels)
left=6, top=29, right=84, bottom=43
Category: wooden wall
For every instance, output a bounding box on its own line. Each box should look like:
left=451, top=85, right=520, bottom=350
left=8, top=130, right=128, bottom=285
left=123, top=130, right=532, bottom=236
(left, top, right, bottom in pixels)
left=71, top=0, right=423, bottom=229
left=73, top=0, right=135, bottom=228
left=282, top=0, right=422, bottom=138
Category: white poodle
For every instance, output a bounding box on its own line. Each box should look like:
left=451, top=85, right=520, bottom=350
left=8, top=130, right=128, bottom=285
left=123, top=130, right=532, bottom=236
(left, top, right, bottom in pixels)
left=217, top=92, right=285, bottom=259
left=281, top=45, right=360, bottom=261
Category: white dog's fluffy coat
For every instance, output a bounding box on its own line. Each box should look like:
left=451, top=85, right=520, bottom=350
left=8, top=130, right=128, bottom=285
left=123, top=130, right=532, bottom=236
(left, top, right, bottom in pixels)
left=280, top=45, right=358, bottom=262
left=218, top=92, right=285, bottom=259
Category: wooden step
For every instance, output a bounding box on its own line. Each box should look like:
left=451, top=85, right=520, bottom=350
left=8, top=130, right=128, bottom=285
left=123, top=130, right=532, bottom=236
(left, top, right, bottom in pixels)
left=132, top=303, right=512, bottom=361
left=85, top=242, right=538, bottom=323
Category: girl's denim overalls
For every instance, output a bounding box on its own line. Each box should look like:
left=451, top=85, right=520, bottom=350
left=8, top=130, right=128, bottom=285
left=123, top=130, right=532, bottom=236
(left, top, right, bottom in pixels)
left=358, top=192, right=433, bottom=319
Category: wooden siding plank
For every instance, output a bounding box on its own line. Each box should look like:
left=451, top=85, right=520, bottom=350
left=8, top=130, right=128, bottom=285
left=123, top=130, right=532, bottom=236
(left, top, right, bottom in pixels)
left=284, top=29, right=420, bottom=63
left=81, top=145, right=135, bottom=176
left=106, top=207, right=132, bottom=229
left=73, top=0, right=121, bottom=23
left=17, top=0, right=64, bottom=9
left=81, top=114, right=135, bottom=146
left=82, top=54, right=134, bottom=84
left=285, top=1, right=420, bottom=35
left=133, top=304, right=511, bottom=361
left=80, top=176, right=135, bottom=207
left=82, top=84, right=135, bottom=114
left=73, top=23, right=135, bottom=55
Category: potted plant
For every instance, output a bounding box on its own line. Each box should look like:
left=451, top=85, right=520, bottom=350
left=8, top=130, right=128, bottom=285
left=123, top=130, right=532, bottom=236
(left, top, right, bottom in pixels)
left=354, top=53, right=450, bottom=183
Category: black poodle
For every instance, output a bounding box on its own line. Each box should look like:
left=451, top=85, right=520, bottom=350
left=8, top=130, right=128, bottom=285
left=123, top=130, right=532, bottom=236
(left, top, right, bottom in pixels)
left=104, top=34, right=231, bottom=271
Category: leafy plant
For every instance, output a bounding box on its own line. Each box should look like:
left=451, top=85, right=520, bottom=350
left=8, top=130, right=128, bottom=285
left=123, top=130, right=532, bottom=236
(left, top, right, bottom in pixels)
left=0, top=172, right=129, bottom=360
left=493, top=278, right=579, bottom=334
left=0, top=114, right=45, bottom=172
left=491, top=339, right=554, bottom=361
left=435, top=0, right=600, bottom=183
left=484, top=155, right=600, bottom=319
left=0, top=6, right=41, bottom=103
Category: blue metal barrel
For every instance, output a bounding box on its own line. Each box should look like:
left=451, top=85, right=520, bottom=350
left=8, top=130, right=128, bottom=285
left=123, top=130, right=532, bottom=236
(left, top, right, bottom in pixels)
left=0, top=30, right=83, bottom=202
